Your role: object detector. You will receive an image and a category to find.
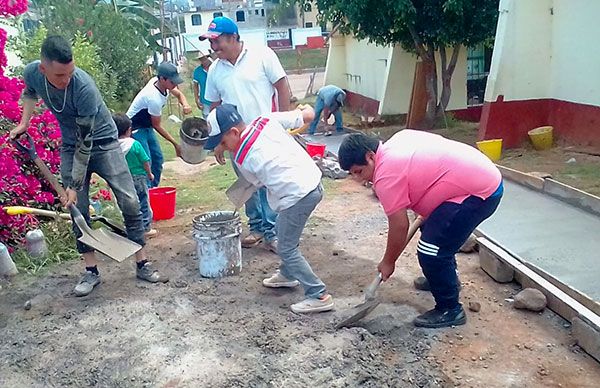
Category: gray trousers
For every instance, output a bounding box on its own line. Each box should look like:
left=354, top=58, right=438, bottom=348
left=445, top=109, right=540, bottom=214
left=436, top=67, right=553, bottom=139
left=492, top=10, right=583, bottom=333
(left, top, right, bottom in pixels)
left=276, top=184, right=326, bottom=299
left=60, top=141, right=145, bottom=254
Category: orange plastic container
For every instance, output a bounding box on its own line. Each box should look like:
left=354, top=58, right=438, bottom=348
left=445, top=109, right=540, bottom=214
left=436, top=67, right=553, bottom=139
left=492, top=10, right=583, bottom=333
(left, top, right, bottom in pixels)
left=306, top=143, right=326, bottom=158
left=149, top=187, right=177, bottom=221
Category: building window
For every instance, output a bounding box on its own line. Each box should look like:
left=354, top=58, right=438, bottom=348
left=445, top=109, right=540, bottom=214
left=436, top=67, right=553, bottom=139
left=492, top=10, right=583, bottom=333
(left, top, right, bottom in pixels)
left=305, top=22, right=313, bottom=28
left=191, top=14, right=202, bottom=26
left=213, top=12, right=223, bottom=18
left=255, top=9, right=259, bottom=15
left=303, top=4, right=312, bottom=12
left=261, top=8, right=265, bottom=17
left=236, top=10, right=245, bottom=22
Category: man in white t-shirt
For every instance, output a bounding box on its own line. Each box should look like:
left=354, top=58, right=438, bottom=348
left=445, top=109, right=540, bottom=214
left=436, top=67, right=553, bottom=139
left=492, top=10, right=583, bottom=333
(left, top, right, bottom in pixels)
left=126, top=62, right=192, bottom=187
left=203, top=104, right=334, bottom=314
left=200, top=16, right=290, bottom=252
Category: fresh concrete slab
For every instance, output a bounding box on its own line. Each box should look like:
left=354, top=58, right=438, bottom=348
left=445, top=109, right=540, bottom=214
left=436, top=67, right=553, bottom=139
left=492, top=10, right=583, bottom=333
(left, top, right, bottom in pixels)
left=479, top=180, right=600, bottom=302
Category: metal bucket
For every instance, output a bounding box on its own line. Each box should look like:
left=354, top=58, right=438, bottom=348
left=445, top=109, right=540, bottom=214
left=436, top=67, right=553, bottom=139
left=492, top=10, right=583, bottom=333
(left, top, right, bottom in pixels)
left=180, top=117, right=209, bottom=164
left=192, top=211, right=242, bottom=278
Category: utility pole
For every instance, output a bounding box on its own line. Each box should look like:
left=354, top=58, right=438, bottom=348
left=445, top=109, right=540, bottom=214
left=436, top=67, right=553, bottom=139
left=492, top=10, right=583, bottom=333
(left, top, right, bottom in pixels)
left=177, top=9, right=184, bottom=59
left=160, top=0, right=167, bottom=61
left=170, top=5, right=179, bottom=62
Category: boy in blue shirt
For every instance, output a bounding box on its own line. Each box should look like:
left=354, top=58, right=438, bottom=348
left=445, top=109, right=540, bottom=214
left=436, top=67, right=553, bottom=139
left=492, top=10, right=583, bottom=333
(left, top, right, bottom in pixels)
left=193, top=55, right=212, bottom=118
left=114, top=114, right=157, bottom=238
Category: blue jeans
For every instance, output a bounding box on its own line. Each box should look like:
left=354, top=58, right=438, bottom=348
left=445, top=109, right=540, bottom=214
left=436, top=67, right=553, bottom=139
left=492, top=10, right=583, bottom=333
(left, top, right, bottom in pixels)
left=231, top=160, right=277, bottom=242
left=417, top=182, right=504, bottom=310
left=60, top=141, right=145, bottom=254
left=308, top=95, right=343, bottom=135
left=132, top=127, right=163, bottom=188
left=276, top=184, right=326, bottom=299
left=133, top=175, right=152, bottom=231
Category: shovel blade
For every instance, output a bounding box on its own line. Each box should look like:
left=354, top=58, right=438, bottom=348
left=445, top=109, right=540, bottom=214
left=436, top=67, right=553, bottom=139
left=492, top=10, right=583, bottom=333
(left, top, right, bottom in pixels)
left=77, top=228, right=141, bottom=262
left=72, top=211, right=140, bottom=262
left=335, top=299, right=381, bottom=329
left=226, top=177, right=256, bottom=209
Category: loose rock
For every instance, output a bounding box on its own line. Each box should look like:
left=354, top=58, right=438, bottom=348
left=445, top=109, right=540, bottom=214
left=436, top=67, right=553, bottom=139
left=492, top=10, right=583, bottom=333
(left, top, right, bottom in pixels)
left=514, top=288, right=547, bottom=312
left=23, top=300, right=32, bottom=310
left=459, top=234, right=478, bottom=253
left=468, top=301, right=481, bottom=313
left=413, top=276, right=430, bottom=291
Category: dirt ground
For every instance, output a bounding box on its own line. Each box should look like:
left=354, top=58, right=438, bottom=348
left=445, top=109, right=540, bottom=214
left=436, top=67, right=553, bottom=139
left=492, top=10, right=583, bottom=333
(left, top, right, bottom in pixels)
left=1, top=177, right=600, bottom=387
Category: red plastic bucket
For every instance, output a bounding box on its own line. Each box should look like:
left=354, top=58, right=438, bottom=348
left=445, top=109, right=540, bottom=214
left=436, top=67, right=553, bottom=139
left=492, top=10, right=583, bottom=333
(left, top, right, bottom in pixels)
left=149, top=187, right=177, bottom=221
left=306, top=142, right=326, bottom=158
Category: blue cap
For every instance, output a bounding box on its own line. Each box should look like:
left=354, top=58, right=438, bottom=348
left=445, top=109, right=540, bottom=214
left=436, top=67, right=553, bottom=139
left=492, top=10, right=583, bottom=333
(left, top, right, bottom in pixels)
left=199, top=17, right=239, bottom=41
left=204, top=104, right=244, bottom=150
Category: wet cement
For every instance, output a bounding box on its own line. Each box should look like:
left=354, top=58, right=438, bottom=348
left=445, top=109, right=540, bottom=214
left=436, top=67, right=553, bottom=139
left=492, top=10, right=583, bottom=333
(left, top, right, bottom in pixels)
left=479, top=180, right=600, bottom=302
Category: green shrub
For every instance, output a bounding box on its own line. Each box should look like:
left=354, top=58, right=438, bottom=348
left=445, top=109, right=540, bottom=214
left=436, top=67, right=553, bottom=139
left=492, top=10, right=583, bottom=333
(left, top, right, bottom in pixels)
left=13, top=26, right=119, bottom=108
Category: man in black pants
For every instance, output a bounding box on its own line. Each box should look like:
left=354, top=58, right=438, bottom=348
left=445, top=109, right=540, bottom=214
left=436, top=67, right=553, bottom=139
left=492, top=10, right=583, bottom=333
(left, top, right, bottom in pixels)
left=338, top=131, right=503, bottom=328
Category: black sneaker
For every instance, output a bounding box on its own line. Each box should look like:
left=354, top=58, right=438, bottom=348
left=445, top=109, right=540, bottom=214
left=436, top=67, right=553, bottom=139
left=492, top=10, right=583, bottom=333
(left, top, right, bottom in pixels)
left=413, top=305, right=467, bottom=328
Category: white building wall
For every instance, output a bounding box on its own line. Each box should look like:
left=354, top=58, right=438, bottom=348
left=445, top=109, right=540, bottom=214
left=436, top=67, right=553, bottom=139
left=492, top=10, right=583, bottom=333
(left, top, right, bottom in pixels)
left=551, top=0, right=600, bottom=106
left=344, top=37, right=389, bottom=103
left=290, top=27, right=322, bottom=48
left=325, top=35, right=468, bottom=115
left=485, top=0, right=600, bottom=108
left=485, top=0, right=553, bottom=103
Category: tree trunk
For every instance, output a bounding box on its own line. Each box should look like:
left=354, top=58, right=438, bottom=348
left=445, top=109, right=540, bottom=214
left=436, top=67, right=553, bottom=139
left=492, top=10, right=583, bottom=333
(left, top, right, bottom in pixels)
left=423, top=44, right=438, bottom=129
left=436, top=45, right=461, bottom=119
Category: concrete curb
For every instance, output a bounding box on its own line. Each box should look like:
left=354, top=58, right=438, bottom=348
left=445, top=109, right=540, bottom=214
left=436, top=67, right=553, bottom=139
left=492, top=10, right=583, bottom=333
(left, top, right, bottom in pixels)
left=478, top=237, right=600, bottom=362
left=496, top=165, right=545, bottom=191
left=496, top=164, right=600, bottom=217
left=543, top=179, right=600, bottom=216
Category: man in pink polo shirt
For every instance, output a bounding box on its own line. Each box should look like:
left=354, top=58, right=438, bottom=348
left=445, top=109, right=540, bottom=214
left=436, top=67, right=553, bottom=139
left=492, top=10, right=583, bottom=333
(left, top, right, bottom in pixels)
left=338, top=130, right=503, bottom=328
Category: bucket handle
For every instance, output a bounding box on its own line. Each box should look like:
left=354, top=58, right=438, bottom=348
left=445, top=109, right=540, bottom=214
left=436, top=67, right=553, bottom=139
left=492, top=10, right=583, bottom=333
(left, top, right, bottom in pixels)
left=192, top=231, right=241, bottom=240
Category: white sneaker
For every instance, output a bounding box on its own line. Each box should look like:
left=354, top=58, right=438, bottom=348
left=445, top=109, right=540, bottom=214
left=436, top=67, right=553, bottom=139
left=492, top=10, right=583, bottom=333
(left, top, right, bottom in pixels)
left=144, top=229, right=158, bottom=239
left=291, top=294, right=334, bottom=314
left=262, top=271, right=299, bottom=288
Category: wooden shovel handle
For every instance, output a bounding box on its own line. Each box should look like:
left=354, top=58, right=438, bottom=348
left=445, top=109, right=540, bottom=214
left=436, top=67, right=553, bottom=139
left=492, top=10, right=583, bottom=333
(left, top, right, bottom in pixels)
left=407, top=215, right=424, bottom=242
left=32, top=156, right=67, bottom=198
left=30, top=153, right=84, bottom=219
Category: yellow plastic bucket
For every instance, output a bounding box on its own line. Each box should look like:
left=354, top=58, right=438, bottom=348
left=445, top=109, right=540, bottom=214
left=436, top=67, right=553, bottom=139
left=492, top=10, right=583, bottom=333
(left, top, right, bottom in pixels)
left=528, top=126, right=553, bottom=150
left=476, top=139, right=503, bottom=162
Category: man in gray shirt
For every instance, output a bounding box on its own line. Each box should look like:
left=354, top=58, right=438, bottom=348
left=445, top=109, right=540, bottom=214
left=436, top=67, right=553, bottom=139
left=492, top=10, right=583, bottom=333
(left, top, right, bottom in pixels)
left=10, top=36, right=168, bottom=296
left=308, top=84, right=346, bottom=135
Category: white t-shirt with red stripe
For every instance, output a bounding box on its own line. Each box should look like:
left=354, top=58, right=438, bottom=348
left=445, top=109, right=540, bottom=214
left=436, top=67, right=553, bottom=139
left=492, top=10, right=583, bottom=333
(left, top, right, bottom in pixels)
left=204, top=45, right=286, bottom=123
left=234, top=111, right=322, bottom=212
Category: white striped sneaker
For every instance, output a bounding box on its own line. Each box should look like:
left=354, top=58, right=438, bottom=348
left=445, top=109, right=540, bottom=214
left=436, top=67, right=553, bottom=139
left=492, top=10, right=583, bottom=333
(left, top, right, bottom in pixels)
left=291, top=294, right=334, bottom=314
left=262, top=271, right=299, bottom=288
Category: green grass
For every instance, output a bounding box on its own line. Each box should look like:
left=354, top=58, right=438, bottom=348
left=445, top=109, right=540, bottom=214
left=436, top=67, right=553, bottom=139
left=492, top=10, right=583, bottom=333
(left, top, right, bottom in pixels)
left=276, top=48, right=328, bottom=71
left=161, top=162, right=237, bottom=211
left=556, top=164, right=600, bottom=196
left=11, top=221, right=79, bottom=275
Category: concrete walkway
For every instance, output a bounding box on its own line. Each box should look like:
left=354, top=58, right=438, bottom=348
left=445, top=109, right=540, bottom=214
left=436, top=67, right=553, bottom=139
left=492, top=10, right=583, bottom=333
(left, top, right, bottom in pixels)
left=479, top=180, right=600, bottom=302
left=306, top=131, right=600, bottom=305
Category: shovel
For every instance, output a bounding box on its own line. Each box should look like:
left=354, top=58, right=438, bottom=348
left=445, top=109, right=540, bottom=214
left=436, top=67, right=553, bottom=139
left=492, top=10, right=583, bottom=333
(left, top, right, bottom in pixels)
left=335, top=216, right=424, bottom=329
left=4, top=206, right=128, bottom=237
left=225, top=176, right=257, bottom=216
left=12, top=134, right=141, bottom=262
